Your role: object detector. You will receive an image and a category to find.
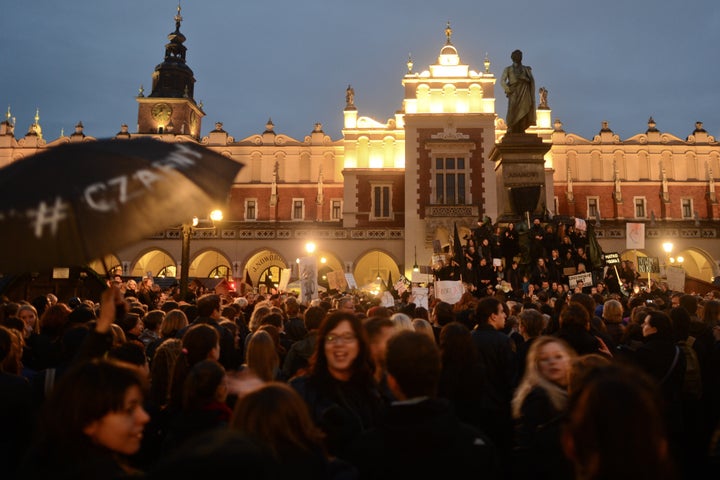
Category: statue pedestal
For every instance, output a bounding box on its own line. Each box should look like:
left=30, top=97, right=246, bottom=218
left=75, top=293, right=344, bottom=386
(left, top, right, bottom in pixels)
left=490, top=133, right=551, bottom=223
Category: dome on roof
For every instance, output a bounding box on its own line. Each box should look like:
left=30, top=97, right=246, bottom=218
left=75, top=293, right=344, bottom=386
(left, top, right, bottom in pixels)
left=440, top=45, right=458, bottom=56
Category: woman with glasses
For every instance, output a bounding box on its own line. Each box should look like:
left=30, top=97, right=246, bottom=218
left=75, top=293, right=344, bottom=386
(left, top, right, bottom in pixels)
left=289, top=311, right=387, bottom=458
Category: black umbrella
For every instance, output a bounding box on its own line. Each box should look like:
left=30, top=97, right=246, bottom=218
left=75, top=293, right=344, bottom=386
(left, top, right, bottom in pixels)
left=0, top=138, right=243, bottom=274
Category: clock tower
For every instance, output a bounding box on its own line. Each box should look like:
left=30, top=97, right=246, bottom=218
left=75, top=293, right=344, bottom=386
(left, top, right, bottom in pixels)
left=136, top=5, right=204, bottom=138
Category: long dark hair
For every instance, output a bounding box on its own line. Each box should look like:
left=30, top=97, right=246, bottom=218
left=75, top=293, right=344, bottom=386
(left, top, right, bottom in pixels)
left=307, top=311, right=374, bottom=387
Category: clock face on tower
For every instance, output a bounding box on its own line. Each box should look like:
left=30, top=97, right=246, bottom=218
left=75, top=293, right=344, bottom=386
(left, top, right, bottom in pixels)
left=151, top=103, right=173, bottom=123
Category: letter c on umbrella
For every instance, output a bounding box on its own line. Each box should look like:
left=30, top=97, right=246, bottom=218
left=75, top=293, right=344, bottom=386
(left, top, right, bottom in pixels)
left=84, top=182, right=115, bottom=212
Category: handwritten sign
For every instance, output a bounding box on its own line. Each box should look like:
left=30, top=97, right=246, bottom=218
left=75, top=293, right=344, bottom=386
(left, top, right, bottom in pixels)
left=435, top=280, right=464, bottom=304
left=637, top=256, right=660, bottom=274
left=568, top=272, right=593, bottom=289
left=603, top=252, right=621, bottom=265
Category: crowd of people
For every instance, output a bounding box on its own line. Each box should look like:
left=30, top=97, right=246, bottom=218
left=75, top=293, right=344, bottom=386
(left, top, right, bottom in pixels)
left=1, top=256, right=720, bottom=479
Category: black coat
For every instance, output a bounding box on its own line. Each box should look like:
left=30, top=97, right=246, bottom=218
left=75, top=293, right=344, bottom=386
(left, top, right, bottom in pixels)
left=343, top=398, right=499, bottom=480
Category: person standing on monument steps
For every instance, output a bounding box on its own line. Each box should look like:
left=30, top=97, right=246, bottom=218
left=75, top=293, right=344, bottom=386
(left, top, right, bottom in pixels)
left=501, top=49, right=536, bottom=134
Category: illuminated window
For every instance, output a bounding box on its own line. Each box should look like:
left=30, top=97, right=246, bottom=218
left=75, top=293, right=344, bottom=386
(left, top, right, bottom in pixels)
left=331, top=199, right=343, bottom=220
left=371, top=184, right=392, bottom=220
left=292, top=199, right=305, bottom=220
left=245, top=199, right=257, bottom=221
left=681, top=198, right=693, bottom=219
left=634, top=197, right=647, bottom=219
left=433, top=157, right=467, bottom=205
left=587, top=197, right=599, bottom=218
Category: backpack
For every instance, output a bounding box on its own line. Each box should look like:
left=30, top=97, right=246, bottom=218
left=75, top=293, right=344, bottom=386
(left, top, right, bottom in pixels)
left=678, top=337, right=702, bottom=400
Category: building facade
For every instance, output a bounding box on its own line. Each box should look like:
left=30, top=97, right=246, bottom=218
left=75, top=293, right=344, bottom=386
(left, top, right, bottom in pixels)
left=1, top=11, right=718, bottom=291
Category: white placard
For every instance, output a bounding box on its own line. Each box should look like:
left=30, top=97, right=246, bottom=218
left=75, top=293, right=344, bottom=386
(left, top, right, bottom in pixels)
left=344, top=272, right=358, bottom=290
left=666, top=265, right=686, bottom=293
left=626, top=222, right=645, bottom=250
left=278, top=268, right=292, bottom=293
left=412, top=287, right=428, bottom=310
left=568, top=272, right=594, bottom=289
left=435, top=280, right=464, bottom=304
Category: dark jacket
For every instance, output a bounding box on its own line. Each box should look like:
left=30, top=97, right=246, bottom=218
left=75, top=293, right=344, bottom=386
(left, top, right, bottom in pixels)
left=343, top=398, right=499, bottom=480
left=289, top=374, right=386, bottom=458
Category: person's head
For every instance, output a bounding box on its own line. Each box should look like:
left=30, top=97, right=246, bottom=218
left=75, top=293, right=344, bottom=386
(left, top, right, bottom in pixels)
left=149, top=338, right=183, bottom=408
left=560, top=302, right=590, bottom=330
left=363, top=316, right=397, bottom=375
left=567, top=353, right=612, bottom=396
left=678, top=294, right=698, bottom=316
left=512, top=336, right=575, bottom=418
left=0, top=325, right=23, bottom=374
left=302, top=306, right=325, bottom=331
left=245, top=330, right=279, bottom=382
left=530, top=336, right=575, bottom=387
left=311, top=311, right=371, bottom=382
left=385, top=330, right=441, bottom=399
left=475, top=296, right=506, bottom=330
left=412, top=318, right=436, bottom=343
left=601, top=299, right=623, bottom=324
left=701, top=299, right=720, bottom=326
left=390, top=312, right=413, bottom=332
left=337, top=296, right=355, bottom=313
left=182, top=323, right=220, bottom=364
left=230, top=382, right=325, bottom=459
left=160, top=309, right=189, bottom=338
left=40, top=303, right=72, bottom=337
left=248, top=306, right=272, bottom=332
left=518, top=308, right=545, bottom=339
left=197, top=294, right=222, bottom=318
left=562, top=364, right=674, bottom=480
left=117, top=313, right=144, bottom=338
left=37, top=358, right=150, bottom=456
left=17, top=304, right=40, bottom=337
left=642, top=310, right=673, bottom=338
left=108, top=341, right=149, bottom=378
left=669, top=306, right=691, bottom=341
left=431, top=301, right=455, bottom=327
left=569, top=293, right=596, bottom=320
left=183, top=359, right=228, bottom=411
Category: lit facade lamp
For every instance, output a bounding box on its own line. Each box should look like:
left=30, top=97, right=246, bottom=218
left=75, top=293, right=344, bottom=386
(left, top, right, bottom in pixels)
left=413, top=246, right=420, bottom=272
left=180, top=209, right=223, bottom=300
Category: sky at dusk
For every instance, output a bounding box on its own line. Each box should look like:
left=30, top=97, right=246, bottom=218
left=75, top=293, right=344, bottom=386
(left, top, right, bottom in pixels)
left=1, top=1, right=719, bottom=143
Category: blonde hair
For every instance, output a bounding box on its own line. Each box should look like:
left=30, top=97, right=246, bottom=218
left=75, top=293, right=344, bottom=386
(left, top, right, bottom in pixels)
left=511, top=336, right=576, bottom=418
left=248, top=306, right=272, bottom=333
left=390, top=313, right=414, bottom=332
left=245, top=330, right=279, bottom=382
left=602, top=299, right=623, bottom=324
left=412, top=318, right=436, bottom=343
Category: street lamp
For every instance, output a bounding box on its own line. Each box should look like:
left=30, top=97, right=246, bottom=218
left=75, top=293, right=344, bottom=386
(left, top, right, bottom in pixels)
left=179, top=210, right=223, bottom=301
left=413, top=246, right=420, bottom=272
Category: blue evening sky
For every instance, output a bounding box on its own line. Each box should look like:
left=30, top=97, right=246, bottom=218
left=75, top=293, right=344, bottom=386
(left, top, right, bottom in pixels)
left=1, top=0, right=718, bottom=143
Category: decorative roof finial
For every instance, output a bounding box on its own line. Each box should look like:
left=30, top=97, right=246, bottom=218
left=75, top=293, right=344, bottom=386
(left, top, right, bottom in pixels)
left=175, top=2, right=183, bottom=28
left=445, top=21, right=452, bottom=44
left=34, top=108, right=40, bottom=125
left=407, top=53, right=413, bottom=73
left=5, top=106, right=11, bottom=122
left=484, top=53, right=490, bottom=74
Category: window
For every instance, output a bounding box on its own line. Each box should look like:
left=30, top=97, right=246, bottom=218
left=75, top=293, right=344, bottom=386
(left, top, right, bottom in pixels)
left=634, top=197, right=646, bottom=218
left=434, top=157, right=467, bottom=205
left=681, top=198, right=693, bottom=219
left=554, top=196, right=559, bottom=216
left=331, top=199, right=343, bottom=220
left=371, top=184, right=392, bottom=220
left=245, top=199, right=257, bottom=221
left=587, top=197, right=599, bottom=218
left=292, top=199, right=305, bottom=220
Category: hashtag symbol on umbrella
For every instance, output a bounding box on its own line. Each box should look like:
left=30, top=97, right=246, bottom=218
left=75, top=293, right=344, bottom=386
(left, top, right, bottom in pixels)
left=28, top=197, right=69, bottom=238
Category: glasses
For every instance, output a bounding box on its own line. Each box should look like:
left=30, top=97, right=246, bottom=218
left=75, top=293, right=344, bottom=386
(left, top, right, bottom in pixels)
left=325, top=333, right=357, bottom=345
